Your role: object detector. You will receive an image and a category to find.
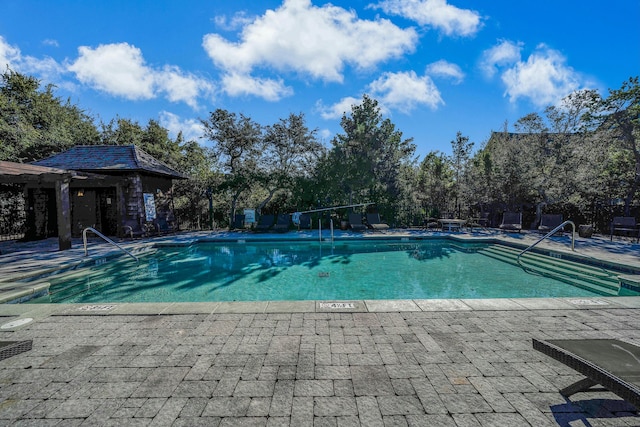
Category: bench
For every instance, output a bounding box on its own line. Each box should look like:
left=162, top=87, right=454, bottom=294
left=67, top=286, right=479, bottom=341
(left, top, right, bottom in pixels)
left=610, top=216, right=639, bottom=243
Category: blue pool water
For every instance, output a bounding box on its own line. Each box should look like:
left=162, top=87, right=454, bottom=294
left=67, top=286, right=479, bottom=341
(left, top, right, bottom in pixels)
left=27, top=239, right=617, bottom=304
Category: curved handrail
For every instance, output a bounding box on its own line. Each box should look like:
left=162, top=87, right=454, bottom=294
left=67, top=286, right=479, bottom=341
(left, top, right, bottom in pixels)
left=83, top=227, right=139, bottom=262
left=517, top=220, right=575, bottom=267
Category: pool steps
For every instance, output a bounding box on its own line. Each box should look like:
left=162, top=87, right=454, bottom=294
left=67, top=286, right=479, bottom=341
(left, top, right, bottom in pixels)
left=478, top=245, right=623, bottom=296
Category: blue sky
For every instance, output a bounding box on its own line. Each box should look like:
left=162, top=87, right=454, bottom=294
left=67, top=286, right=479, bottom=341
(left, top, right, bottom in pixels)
left=1, top=0, right=638, bottom=158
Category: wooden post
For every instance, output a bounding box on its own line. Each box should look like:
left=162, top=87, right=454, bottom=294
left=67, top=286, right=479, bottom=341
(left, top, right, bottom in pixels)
left=55, top=178, right=72, bottom=250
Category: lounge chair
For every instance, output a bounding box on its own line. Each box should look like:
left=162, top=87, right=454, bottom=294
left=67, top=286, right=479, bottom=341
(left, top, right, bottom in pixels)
left=367, top=213, right=389, bottom=231
left=538, top=214, right=563, bottom=235
left=298, top=213, right=311, bottom=230
left=533, top=338, right=640, bottom=409
left=348, top=213, right=367, bottom=231
left=424, top=217, right=440, bottom=229
left=232, top=214, right=245, bottom=230
left=254, top=214, right=275, bottom=232
left=610, top=216, right=639, bottom=243
left=499, top=212, right=522, bottom=233
left=272, top=214, right=290, bottom=233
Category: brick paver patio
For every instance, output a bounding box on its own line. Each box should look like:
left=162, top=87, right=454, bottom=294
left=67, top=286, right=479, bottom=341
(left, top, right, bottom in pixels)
left=0, top=305, right=639, bottom=426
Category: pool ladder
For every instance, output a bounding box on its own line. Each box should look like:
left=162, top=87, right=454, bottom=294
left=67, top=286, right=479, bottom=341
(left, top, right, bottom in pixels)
left=516, top=220, right=575, bottom=268
left=318, top=219, right=334, bottom=243
left=83, top=227, right=139, bottom=262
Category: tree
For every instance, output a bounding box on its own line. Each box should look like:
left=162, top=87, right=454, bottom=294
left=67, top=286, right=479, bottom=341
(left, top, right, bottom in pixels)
left=449, top=131, right=473, bottom=217
left=257, top=113, right=323, bottom=212
left=323, top=95, right=416, bottom=221
left=172, top=137, right=219, bottom=229
left=0, top=69, right=99, bottom=162
left=586, top=77, right=640, bottom=215
left=416, top=151, right=453, bottom=217
left=200, top=109, right=263, bottom=226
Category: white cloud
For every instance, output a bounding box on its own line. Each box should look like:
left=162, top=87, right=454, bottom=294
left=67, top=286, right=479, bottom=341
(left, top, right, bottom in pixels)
left=372, top=0, right=482, bottom=37
left=221, top=72, right=292, bottom=101
left=213, top=12, right=254, bottom=31
left=0, top=36, right=22, bottom=68
left=42, top=39, right=59, bottom=47
left=203, top=0, right=417, bottom=100
left=368, top=71, right=443, bottom=112
left=501, top=45, right=582, bottom=107
left=480, top=39, right=522, bottom=78
left=316, top=96, right=361, bottom=120
left=481, top=40, right=583, bottom=107
left=0, top=36, right=67, bottom=85
left=159, top=111, right=204, bottom=143
left=68, top=42, right=213, bottom=108
left=69, top=43, right=156, bottom=99
left=426, top=59, right=464, bottom=84
left=318, top=70, right=443, bottom=119
left=156, top=66, right=214, bottom=109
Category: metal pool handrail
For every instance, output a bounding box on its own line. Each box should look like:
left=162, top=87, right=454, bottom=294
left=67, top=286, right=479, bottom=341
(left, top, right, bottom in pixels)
left=83, top=227, right=139, bottom=262
left=517, top=220, right=575, bottom=267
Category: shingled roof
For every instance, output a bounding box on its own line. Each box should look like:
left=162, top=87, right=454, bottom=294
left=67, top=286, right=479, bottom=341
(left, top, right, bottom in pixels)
left=32, top=145, right=187, bottom=179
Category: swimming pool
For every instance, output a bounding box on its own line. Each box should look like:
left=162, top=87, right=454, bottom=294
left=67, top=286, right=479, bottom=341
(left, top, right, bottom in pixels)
left=27, top=239, right=634, bottom=304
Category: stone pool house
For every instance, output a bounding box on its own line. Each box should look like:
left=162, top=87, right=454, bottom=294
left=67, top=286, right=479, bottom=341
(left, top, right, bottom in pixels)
left=0, top=145, right=186, bottom=250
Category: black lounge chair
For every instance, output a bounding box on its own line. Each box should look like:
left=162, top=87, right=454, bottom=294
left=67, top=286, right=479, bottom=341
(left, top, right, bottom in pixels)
left=366, top=213, right=389, bottom=231
left=272, top=214, right=290, bottom=233
left=232, top=214, right=245, bottom=230
left=499, top=212, right=522, bottom=233
left=533, top=338, right=640, bottom=409
left=538, top=213, right=563, bottom=235
left=298, top=213, right=312, bottom=230
left=348, top=213, right=367, bottom=232
left=254, top=214, right=275, bottom=232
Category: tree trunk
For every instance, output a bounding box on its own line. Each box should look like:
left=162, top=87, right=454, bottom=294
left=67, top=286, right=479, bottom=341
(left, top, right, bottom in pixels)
left=257, top=188, right=278, bottom=215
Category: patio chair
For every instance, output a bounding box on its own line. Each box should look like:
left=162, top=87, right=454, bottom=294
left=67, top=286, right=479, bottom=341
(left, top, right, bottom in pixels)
left=499, top=212, right=522, bottom=233
left=254, top=214, right=275, bottom=232
left=272, top=214, right=291, bottom=233
left=538, top=214, right=564, bottom=235
left=366, top=213, right=389, bottom=231
left=533, top=338, right=640, bottom=409
left=153, top=217, right=176, bottom=234
left=122, top=219, right=146, bottom=238
left=610, top=216, right=639, bottom=243
left=348, top=213, right=367, bottom=232
left=467, top=212, right=490, bottom=231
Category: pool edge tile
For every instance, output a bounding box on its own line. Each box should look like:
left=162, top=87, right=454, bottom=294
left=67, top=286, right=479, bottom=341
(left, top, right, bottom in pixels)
left=214, top=301, right=269, bottom=313
left=266, top=301, right=315, bottom=313
left=460, top=298, right=528, bottom=311
left=160, top=302, right=219, bottom=315
left=364, top=299, right=420, bottom=312
left=413, top=299, right=472, bottom=311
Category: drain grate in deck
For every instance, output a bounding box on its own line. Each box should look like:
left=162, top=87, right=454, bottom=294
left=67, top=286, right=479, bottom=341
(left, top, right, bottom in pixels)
left=0, top=340, right=32, bottom=361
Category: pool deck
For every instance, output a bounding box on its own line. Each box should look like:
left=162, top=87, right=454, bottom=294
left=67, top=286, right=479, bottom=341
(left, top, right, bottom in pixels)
left=0, top=229, right=639, bottom=425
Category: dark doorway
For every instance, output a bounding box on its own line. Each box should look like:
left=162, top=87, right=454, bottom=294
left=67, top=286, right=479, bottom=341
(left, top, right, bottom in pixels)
left=97, top=188, right=118, bottom=235
left=71, top=189, right=96, bottom=236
